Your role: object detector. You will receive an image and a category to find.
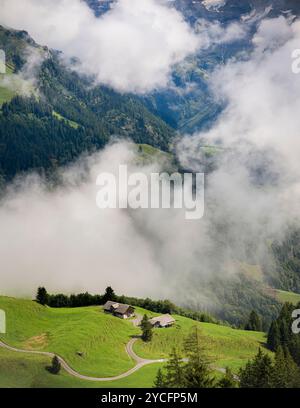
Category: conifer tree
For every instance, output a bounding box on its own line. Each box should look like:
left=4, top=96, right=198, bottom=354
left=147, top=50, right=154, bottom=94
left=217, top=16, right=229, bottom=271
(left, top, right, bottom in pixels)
left=183, top=327, right=215, bottom=388
left=272, top=346, right=288, bottom=388
left=245, top=310, right=262, bottom=332
left=36, top=287, right=49, bottom=306
left=239, top=348, right=273, bottom=388
left=218, top=367, right=237, bottom=388
left=141, top=314, right=153, bottom=342
left=154, top=368, right=166, bottom=388
left=164, top=347, right=185, bottom=388
left=267, top=321, right=281, bottom=351
left=103, top=286, right=117, bottom=303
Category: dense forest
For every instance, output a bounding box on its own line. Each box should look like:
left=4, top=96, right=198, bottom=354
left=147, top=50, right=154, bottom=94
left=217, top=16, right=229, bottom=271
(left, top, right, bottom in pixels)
left=0, top=25, right=175, bottom=181
left=35, top=286, right=219, bottom=325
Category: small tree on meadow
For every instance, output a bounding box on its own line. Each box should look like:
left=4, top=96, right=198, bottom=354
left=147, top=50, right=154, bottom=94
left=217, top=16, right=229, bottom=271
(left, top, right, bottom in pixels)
left=47, top=355, right=61, bottom=375
left=141, top=314, right=153, bottom=342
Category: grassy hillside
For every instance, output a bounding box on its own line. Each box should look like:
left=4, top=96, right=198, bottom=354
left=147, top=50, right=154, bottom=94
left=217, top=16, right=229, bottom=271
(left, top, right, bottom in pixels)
left=274, top=289, right=300, bottom=305
left=0, top=348, right=163, bottom=388
left=0, top=297, right=139, bottom=377
left=0, top=296, right=271, bottom=387
left=0, top=25, right=175, bottom=181
left=0, top=64, right=16, bottom=106
left=134, top=310, right=270, bottom=373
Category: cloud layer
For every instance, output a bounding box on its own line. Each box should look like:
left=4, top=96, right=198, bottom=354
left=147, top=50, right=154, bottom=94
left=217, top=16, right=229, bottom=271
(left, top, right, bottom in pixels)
left=177, top=16, right=300, bottom=281
left=1, top=10, right=300, bottom=312
left=0, top=0, right=199, bottom=93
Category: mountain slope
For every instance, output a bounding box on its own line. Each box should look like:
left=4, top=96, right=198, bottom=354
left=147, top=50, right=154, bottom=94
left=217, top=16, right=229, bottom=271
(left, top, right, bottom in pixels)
left=0, top=25, right=175, bottom=181
left=0, top=295, right=270, bottom=386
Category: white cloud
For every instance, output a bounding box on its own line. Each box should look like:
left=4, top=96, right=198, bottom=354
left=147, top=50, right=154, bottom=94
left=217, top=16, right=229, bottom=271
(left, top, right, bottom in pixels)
left=0, top=0, right=199, bottom=93
left=195, top=19, right=248, bottom=46
left=202, top=0, right=226, bottom=11
left=177, top=16, right=300, bottom=276
left=0, top=46, right=45, bottom=97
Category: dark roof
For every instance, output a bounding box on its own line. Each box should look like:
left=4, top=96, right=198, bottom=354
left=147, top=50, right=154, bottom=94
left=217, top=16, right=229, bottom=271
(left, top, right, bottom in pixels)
left=114, top=304, right=134, bottom=315
left=103, top=301, right=134, bottom=315
left=103, top=300, right=119, bottom=311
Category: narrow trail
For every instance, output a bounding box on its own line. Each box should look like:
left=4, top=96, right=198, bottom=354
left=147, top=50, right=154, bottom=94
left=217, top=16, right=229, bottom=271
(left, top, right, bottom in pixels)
left=0, top=338, right=166, bottom=382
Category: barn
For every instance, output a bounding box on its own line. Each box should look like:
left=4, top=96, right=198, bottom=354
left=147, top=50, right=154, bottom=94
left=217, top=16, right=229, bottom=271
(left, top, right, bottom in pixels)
left=149, top=314, right=175, bottom=328
left=103, top=301, right=135, bottom=319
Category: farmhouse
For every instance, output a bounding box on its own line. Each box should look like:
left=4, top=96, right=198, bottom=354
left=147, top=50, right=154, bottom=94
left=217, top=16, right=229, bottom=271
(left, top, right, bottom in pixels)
left=149, top=314, right=175, bottom=328
left=103, top=301, right=135, bottom=319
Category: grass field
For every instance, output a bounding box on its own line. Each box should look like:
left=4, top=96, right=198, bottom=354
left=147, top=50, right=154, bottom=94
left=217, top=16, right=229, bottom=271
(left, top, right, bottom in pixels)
left=136, top=144, right=175, bottom=170
left=0, top=296, right=271, bottom=387
left=134, top=312, right=269, bottom=373
left=0, top=64, right=16, bottom=106
left=0, top=348, right=164, bottom=388
left=52, top=111, right=80, bottom=129
left=0, top=297, right=139, bottom=377
left=275, top=289, right=300, bottom=305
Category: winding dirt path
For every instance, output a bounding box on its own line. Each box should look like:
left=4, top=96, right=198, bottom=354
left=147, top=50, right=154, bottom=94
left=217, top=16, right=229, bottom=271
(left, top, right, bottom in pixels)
left=0, top=338, right=165, bottom=382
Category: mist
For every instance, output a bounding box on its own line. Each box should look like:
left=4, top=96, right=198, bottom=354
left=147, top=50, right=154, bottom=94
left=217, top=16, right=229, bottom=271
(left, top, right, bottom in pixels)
left=0, top=0, right=199, bottom=94
left=1, top=11, right=300, bottom=313
left=0, top=46, right=45, bottom=96
left=0, top=0, right=248, bottom=94
left=176, top=15, right=300, bottom=294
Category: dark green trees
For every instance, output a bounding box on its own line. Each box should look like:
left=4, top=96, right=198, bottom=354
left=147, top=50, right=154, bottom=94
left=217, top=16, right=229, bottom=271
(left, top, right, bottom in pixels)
left=154, top=368, right=166, bottom=388
left=240, top=347, right=300, bottom=388
left=183, top=327, right=214, bottom=388
left=239, top=349, right=273, bottom=388
left=36, top=287, right=49, bottom=306
left=154, top=348, right=184, bottom=388
left=245, top=310, right=262, bottom=332
left=141, top=314, right=153, bottom=342
left=218, top=367, right=237, bottom=388
left=271, top=346, right=300, bottom=388
left=164, top=348, right=185, bottom=388
left=103, top=286, right=117, bottom=303
left=154, top=327, right=215, bottom=388
left=267, top=320, right=281, bottom=351
left=267, top=302, right=300, bottom=365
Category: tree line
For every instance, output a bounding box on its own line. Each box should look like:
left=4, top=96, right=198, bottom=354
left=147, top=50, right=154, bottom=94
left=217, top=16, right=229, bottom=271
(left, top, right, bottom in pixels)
left=35, top=286, right=218, bottom=324
left=267, top=301, right=300, bottom=366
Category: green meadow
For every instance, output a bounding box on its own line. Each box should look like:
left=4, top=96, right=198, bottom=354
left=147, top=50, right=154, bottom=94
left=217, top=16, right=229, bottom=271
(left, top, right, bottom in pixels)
left=134, top=312, right=269, bottom=373
left=275, top=289, right=300, bottom=305
left=0, top=296, right=139, bottom=377
left=0, top=296, right=271, bottom=387
left=0, top=348, right=163, bottom=388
